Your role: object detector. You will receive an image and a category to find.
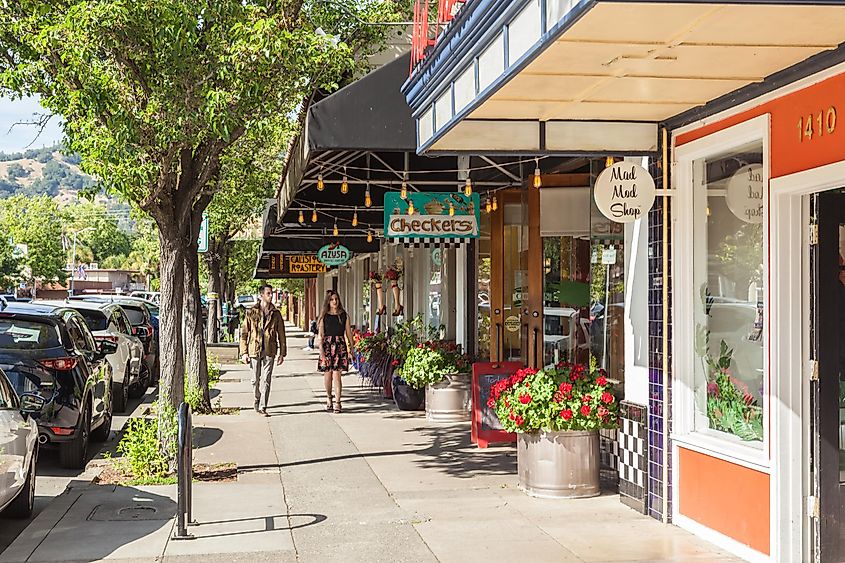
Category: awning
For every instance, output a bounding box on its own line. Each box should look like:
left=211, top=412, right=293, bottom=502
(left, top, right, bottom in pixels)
left=403, top=0, right=845, bottom=154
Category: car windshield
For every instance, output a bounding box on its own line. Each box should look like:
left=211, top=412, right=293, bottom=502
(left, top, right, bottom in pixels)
left=121, top=306, right=147, bottom=325
left=238, top=296, right=252, bottom=303
left=0, top=318, right=62, bottom=349
left=76, top=309, right=108, bottom=331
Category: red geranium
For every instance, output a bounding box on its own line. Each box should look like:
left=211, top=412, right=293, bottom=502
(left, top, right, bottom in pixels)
left=580, top=404, right=592, bottom=416
left=601, top=392, right=615, bottom=404
left=519, top=393, right=532, bottom=405
left=560, top=409, right=573, bottom=420
left=514, top=415, right=524, bottom=426
left=596, top=376, right=607, bottom=386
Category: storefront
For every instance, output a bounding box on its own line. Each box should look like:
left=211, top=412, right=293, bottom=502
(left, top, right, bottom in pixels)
left=403, top=0, right=845, bottom=560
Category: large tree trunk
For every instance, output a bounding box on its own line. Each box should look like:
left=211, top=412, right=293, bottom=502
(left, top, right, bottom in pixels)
left=185, top=208, right=211, bottom=413
left=205, top=235, right=227, bottom=343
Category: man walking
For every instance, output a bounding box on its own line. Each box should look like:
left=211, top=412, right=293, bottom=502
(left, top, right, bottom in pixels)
left=239, top=284, right=286, bottom=415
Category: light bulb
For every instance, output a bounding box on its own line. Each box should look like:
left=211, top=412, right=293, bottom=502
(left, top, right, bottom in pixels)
left=464, top=177, right=472, bottom=197
left=485, top=197, right=492, bottom=213
left=317, top=173, right=324, bottom=191
left=333, top=221, right=339, bottom=237
left=352, top=208, right=358, bottom=227
left=364, top=184, right=372, bottom=208
left=298, top=209, right=304, bottom=223
left=605, top=156, right=614, bottom=168
left=341, top=167, right=348, bottom=194
left=533, top=158, right=542, bottom=188
left=367, top=231, right=373, bottom=243
left=449, top=202, right=455, bottom=216
left=400, top=181, right=408, bottom=199
left=311, top=207, right=318, bottom=223
left=408, top=200, right=415, bottom=215
left=492, top=196, right=498, bottom=211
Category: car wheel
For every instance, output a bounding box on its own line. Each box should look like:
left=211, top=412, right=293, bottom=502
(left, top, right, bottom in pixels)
left=129, top=364, right=149, bottom=399
left=6, top=444, right=37, bottom=518
left=113, top=364, right=129, bottom=413
left=91, top=400, right=112, bottom=443
left=60, top=405, right=90, bottom=470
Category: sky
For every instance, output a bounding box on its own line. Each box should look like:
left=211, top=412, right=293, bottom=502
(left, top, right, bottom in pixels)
left=0, top=95, right=64, bottom=154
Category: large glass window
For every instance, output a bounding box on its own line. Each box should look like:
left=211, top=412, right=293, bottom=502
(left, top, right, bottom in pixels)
left=692, top=141, right=765, bottom=446
left=477, top=211, right=492, bottom=359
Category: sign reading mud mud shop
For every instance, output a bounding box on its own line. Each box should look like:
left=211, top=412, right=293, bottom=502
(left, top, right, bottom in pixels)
left=726, top=164, right=764, bottom=224
left=384, top=192, right=481, bottom=239
left=594, top=163, right=656, bottom=223
left=317, top=244, right=351, bottom=267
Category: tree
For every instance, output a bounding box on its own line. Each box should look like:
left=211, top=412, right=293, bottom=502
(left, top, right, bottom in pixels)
left=1, top=0, right=403, bottom=462
left=0, top=195, right=66, bottom=287
left=64, top=201, right=131, bottom=263
left=0, top=238, right=22, bottom=291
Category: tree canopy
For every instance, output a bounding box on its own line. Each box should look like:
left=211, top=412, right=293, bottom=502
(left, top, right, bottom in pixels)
left=0, top=195, right=66, bottom=282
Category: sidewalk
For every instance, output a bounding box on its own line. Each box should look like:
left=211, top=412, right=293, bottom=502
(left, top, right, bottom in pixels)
left=0, top=324, right=739, bottom=562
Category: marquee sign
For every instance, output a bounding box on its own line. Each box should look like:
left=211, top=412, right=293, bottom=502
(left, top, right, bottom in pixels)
left=384, top=192, right=480, bottom=240
left=317, top=243, right=351, bottom=267
left=268, top=254, right=327, bottom=277
left=594, top=162, right=656, bottom=223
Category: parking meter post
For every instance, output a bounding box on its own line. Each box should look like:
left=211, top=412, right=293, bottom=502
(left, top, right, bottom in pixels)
left=186, top=406, right=194, bottom=524
left=173, top=402, right=194, bottom=540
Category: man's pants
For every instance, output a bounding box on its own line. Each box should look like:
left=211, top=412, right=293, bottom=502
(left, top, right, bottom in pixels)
left=250, top=356, right=274, bottom=410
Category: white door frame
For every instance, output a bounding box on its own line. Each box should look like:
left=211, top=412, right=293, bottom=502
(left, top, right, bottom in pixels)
left=770, top=158, right=845, bottom=561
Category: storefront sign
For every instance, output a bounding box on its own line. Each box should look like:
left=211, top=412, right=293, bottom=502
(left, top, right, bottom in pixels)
left=268, top=254, right=328, bottom=276
left=594, top=162, right=656, bottom=223
left=602, top=247, right=617, bottom=265
left=384, top=192, right=480, bottom=239
left=471, top=362, right=521, bottom=448
left=725, top=164, right=764, bottom=224
left=317, top=244, right=351, bottom=267
left=504, top=315, right=521, bottom=333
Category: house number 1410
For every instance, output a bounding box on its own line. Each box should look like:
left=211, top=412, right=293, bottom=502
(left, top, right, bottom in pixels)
left=798, top=107, right=837, bottom=142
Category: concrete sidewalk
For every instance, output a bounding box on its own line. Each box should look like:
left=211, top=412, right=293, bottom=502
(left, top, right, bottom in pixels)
left=0, top=324, right=738, bottom=562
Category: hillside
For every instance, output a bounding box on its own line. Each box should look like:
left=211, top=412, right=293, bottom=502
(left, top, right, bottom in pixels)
left=0, top=145, right=95, bottom=200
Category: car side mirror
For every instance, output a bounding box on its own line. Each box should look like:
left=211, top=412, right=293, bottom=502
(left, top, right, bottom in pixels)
left=98, top=340, right=119, bottom=357
left=19, top=392, right=46, bottom=417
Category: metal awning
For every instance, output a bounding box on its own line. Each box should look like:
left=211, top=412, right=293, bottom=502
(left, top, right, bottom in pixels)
left=403, top=0, right=845, bottom=154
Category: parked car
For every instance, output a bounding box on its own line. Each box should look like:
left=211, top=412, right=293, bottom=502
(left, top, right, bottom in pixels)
left=0, top=302, right=116, bottom=469
left=70, top=296, right=159, bottom=382
left=36, top=300, right=147, bottom=412
left=129, top=291, right=160, bottom=304
left=237, top=294, right=258, bottom=309
left=0, top=366, right=44, bottom=518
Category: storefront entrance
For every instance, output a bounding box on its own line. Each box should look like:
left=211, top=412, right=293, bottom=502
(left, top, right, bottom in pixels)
left=812, top=189, right=845, bottom=561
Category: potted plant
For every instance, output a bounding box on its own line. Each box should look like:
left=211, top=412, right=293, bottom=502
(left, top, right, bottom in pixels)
left=389, top=315, right=438, bottom=410
left=399, top=341, right=473, bottom=422
left=489, top=362, right=618, bottom=499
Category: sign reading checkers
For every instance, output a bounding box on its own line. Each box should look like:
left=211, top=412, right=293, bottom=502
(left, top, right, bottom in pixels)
left=594, top=162, right=656, bottom=223
left=384, top=192, right=480, bottom=240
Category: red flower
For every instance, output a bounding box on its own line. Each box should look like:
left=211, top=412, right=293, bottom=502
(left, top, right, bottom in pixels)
left=519, top=393, right=532, bottom=405
left=559, top=382, right=573, bottom=395
left=596, top=376, right=607, bottom=386
left=560, top=409, right=573, bottom=420
left=582, top=394, right=592, bottom=403
left=598, top=406, right=609, bottom=418
left=504, top=397, right=510, bottom=408
left=514, top=415, right=524, bottom=426
left=486, top=397, right=496, bottom=408
left=569, top=374, right=578, bottom=382
left=601, top=392, right=615, bottom=404
left=553, top=392, right=563, bottom=403
left=508, top=411, right=515, bottom=421
left=580, top=404, right=592, bottom=416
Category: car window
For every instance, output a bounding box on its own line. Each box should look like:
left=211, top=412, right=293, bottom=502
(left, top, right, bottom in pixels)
left=121, top=305, right=147, bottom=326
left=116, top=309, right=132, bottom=335
left=0, top=318, right=62, bottom=349
left=64, top=315, right=94, bottom=354
left=0, top=370, right=17, bottom=409
left=77, top=309, right=108, bottom=332
left=1, top=364, right=43, bottom=396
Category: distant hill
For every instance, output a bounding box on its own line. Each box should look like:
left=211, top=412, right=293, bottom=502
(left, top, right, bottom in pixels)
left=0, top=144, right=96, bottom=200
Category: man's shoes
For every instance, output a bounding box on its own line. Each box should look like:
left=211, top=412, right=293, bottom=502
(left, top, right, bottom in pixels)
left=259, top=408, right=269, bottom=417
left=254, top=403, right=260, bottom=413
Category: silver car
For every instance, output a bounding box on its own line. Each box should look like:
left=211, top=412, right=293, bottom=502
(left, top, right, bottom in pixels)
left=0, top=367, right=44, bottom=518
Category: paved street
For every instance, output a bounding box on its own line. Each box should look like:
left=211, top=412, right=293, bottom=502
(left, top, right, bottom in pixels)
left=0, top=326, right=739, bottom=562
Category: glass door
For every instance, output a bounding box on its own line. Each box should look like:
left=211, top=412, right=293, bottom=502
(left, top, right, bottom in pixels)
left=542, top=236, right=591, bottom=367
left=501, top=201, right=528, bottom=363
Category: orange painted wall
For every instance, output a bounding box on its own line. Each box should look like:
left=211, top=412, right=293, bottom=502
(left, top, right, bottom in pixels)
left=676, top=71, right=845, bottom=179
left=678, top=448, right=770, bottom=555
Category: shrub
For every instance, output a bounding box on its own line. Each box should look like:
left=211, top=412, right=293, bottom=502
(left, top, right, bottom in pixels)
left=397, top=341, right=471, bottom=389
left=116, top=417, right=170, bottom=479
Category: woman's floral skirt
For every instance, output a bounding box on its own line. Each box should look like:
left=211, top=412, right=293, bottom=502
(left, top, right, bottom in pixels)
left=319, top=336, right=349, bottom=372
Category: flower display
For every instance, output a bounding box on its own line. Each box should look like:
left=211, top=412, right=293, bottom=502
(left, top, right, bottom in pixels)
left=397, top=340, right=473, bottom=389
left=703, top=340, right=763, bottom=442
left=490, top=363, right=618, bottom=433
left=355, top=331, right=388, bottom=363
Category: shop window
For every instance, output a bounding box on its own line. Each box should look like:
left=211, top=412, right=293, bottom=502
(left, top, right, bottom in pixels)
left=477, top=211, right=492, bottom=359
left=427, top=247, right=445, bottom=331
left=692, top=141, right=765, bottom=447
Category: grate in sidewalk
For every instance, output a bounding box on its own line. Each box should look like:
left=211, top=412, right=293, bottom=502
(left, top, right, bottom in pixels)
left=88, top=499, right=176, bottom=521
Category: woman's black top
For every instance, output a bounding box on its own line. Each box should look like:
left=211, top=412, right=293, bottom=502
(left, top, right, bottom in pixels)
left=322, top=313, right=347, bottom=337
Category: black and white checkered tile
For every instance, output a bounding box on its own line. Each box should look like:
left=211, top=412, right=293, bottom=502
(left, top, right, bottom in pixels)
left=391, top=237, right=468, bottom=248
left=618, top=401, right=648, bottom=513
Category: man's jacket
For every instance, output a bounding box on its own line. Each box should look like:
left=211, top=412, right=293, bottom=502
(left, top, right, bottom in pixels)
left=239, top=302, right=287, bottom=358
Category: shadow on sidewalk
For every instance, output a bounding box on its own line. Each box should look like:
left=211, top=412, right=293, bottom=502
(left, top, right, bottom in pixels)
left=193, top=513, right=327, bottom=539
left=406, top=424, right=516, bottom=479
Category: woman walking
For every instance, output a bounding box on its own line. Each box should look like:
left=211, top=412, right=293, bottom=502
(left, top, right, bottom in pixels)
left=318, top=290, right=355, bottom=413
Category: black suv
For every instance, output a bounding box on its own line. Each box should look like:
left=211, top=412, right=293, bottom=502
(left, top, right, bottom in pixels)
left=0, top=302, right=117, bottom=469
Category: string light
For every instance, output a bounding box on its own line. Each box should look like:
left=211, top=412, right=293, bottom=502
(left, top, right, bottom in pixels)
left=317, top=171, right=324, bottom=191
left=606, top=156, right=614, bottom=168
left=352, top=207, right=358, bottom=227
left=341, top=167, right=349, bottom=194
left=485, top=197, right=492, bottom=213
left=364, top=183, right=372, bottom=208
left=311, top=205, right=318, bottom=223
left=464, top=177, right=472, bottom=197
left=408, top=199, right=415, bottom=215
left=492, top=196, right=498, bottom=211
left=400, top=180, right=408, bottom=199
left=449, top=202, right=455, bottom=216
left=333, top=220, right=339, bottom=237
left=367, top=231, right=373, bottom=243
left=533, top=157, right=542, bottom=188
left=298, top=209, right=304, bottom=223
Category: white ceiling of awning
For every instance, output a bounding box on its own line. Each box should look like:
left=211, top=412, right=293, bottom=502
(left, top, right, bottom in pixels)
left=470, top=2, right=845, bottom=123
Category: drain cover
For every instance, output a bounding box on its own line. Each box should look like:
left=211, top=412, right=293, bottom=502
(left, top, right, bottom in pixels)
left=89, top=501, right=176, bottom=521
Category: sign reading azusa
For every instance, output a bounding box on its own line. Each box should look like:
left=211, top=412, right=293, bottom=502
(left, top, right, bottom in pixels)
left=317, top=243, right=351, bottom=267
left=384, top=192, right=480, bottom=239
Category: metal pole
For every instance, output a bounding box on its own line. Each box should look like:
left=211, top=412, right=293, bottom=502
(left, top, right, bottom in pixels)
left=603, top=261, right=610, bottom=370
left=173, top=402, right=194, bottom=540
left=69, top=232, right=77, bottom=298
left=186, top=406, right=193, bottom=524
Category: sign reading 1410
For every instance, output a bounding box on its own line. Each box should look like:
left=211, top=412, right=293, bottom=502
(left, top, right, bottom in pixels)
left=594, top=162, right=656, bottom=224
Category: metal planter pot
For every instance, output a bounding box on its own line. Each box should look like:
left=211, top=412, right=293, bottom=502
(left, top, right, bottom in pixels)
left=517, top=430, right=600, bottom=499
left=392, top=376, right=425, bottom=411
left=425, top=373, right=471, bottom=422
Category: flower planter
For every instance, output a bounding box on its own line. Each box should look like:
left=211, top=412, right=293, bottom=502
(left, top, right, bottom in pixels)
left=425, top=373, right=471, bottom=422
left=517, top=430, right=600, bottom=499
left=392, top=376, right=425, bottom=411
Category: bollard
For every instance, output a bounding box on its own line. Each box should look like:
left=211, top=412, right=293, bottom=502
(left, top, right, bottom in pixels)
left=173, top=402, right=194, bottom=540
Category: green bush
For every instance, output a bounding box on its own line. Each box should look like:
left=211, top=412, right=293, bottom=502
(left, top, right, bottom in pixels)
left=116, top=418, right=170, bottom=479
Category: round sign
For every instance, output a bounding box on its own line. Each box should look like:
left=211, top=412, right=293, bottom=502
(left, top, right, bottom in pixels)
left=594, top=162, right=656, bottom=223
left=317, top=243, right=351, bottom=267
left=504, top=315, right=520, bottom=333
left=725, top=164, right=764, bottom=224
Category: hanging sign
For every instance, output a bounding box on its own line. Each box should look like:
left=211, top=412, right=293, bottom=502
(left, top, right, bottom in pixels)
left=594, top=162, right=656, bottom=223
left=384, top=192, right=480, bottom=239
left=725, top=164, right=764, bottom=224
left=197, top=212, right=209, bottom=253
left=317, top=243, right=351, bottom=267
left=602, top=247, right=617, bottom=265
left=269, top=254, right=327, bottom=276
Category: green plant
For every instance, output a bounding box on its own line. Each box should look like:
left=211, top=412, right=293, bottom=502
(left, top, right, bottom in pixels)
left=184, top=353, right=223, bottom=412
left=388, top=315, right=439, bottom=360
left=116, top=417, right=170, bottom=479
left=703, top=340, right=763, bottom=442
left=490, top=363, right=618, bottom=433
left=207, top=353, right=221, bottom=388
left=398, top=341, right=471, bottom=389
